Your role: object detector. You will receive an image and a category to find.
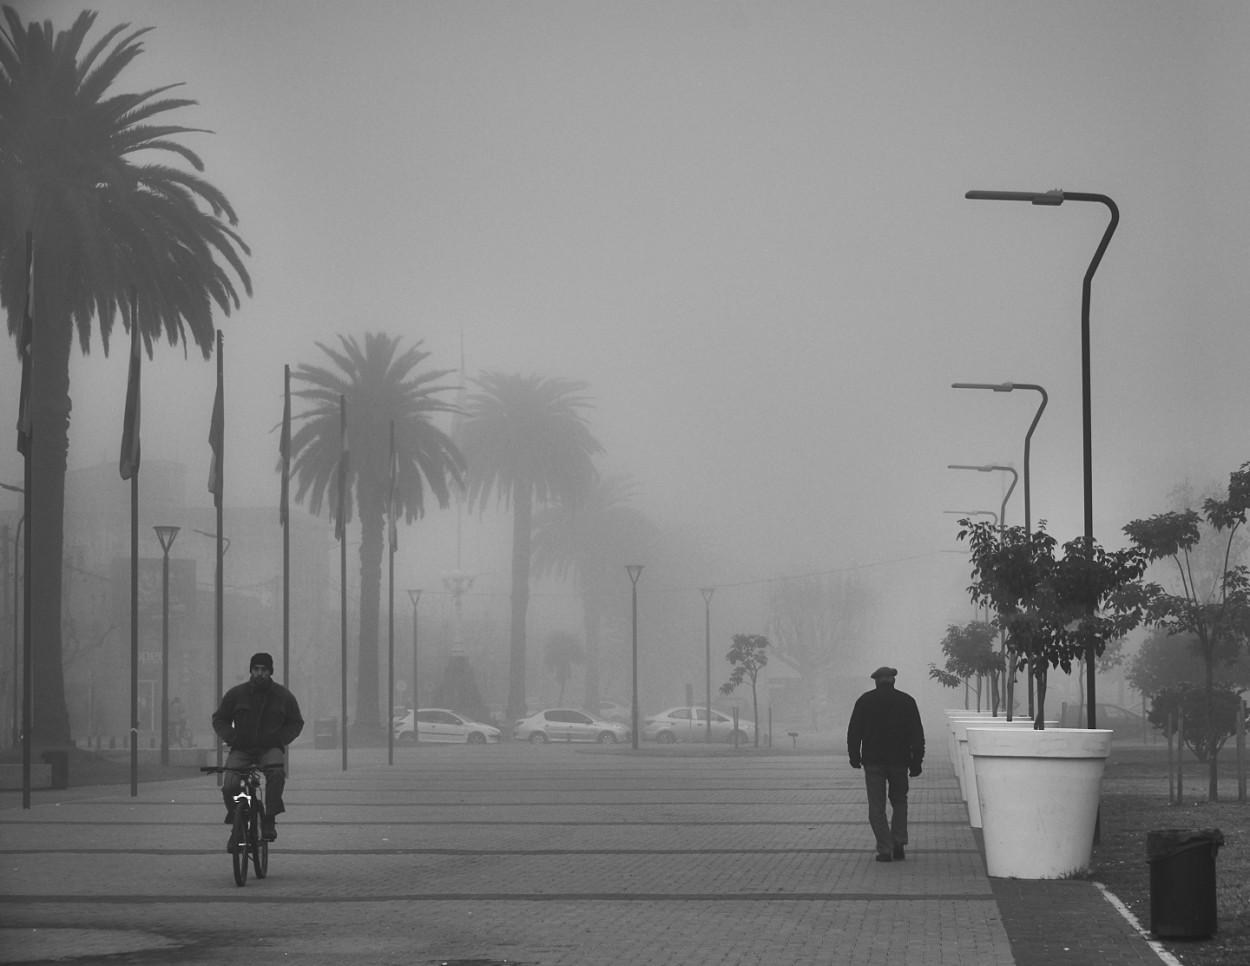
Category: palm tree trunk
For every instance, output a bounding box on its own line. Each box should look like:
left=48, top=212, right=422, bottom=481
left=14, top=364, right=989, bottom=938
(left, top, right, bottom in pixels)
left=506, top=490, right=533, bottom=722
left=355, top=494, right=384, bottom=736
left=28, top=266, right=73, bottom=747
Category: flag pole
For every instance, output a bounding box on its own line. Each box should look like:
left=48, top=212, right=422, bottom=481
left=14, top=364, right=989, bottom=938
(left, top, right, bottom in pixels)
left=280, top=365, right=291, bottom=771
left=17, top=231, right=33, bottom=809
left=281, top=366, right=291, bottom=686
left=125, top=288, right=140, bottom=797
left=387, top=419, right=396, bottom=767
left=338, top=394, right=348, bottom=771
left=212, top=331, right=224, bottom=774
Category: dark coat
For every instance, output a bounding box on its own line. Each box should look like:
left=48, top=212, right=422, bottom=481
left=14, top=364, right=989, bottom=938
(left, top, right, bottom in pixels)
left=846, top=681, right=924, bottom=768
left=212, top=680, right=304, bottom=751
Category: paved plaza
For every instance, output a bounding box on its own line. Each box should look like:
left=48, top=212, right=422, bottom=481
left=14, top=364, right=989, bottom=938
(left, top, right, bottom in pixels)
left=1, top=743, right=1168, bottom=965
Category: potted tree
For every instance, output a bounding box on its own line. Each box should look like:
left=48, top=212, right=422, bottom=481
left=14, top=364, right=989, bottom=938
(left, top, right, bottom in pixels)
left=956, top=519, right=1147, bottom=877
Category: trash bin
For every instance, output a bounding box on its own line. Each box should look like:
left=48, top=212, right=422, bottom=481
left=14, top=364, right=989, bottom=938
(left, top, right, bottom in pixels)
left=1147, top=827, right=1224, bottom=938
left=313, top=717, right=338, bottom=749
left=40, top=750, right=69, bottom=789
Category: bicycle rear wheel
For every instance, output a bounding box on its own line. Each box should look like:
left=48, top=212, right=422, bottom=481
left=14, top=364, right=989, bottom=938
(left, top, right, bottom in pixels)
left=231, top=807, right=249, bottom=886
left=252, top=805, right=268, bottom=878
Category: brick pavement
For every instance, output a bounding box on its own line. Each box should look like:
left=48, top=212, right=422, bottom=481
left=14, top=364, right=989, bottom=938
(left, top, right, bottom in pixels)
left=0, top=744, right=1169, bottom=965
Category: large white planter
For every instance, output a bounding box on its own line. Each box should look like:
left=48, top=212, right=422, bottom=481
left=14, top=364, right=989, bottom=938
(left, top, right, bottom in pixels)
left=955, top=718, right=1051, bottom=827
left=946, top=712, right=998, bottom=800
left=969, top=727, right=1112, bottom=879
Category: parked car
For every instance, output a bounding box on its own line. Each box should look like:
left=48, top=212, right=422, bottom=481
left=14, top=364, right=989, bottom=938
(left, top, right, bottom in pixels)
left=512, top=708, right=632, bottom=744
left=393, top=708, right=501, bottom=744
left=642, top=706, right=755, bottom=744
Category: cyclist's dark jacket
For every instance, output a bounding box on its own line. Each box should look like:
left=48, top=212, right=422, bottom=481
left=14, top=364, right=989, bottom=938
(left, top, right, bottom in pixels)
left=213, top=680, right=304, bottom=751
left=846, top=681, right=924, bottom=769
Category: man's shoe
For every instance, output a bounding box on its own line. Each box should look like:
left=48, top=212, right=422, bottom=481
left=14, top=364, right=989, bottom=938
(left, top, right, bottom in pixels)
left=874, top=853, right=893, bottom=862
left=262, top=820, right=277, bottom=842
left=893, top=845, right=905, bottom=860
left=224, top=809, right=235, bottom=825
left=227, top=835, right=240, bottom=854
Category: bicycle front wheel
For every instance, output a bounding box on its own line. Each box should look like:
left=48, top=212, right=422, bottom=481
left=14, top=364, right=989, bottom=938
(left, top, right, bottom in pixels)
left=252, top=806, right=268, bottom=878
left=231, top=808, right=249, bottom=886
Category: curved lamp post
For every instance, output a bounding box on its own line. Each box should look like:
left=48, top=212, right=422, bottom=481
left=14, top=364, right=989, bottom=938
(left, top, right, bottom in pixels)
left=965, top=188, right=1118, bottom=731
left=626, top=565, right=643, bottom=750
left=701, top=587, right=715, bottom=744
left=952, top=383, right=1048, bottom=535
left=947, top=464, right=1018, bottom=531
left=154, top=526, right=180, bottom=766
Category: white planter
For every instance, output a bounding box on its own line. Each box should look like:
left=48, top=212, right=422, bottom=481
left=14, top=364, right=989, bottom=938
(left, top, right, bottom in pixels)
left=969, top=727, right=1112, bottom=879
left=955, top=718, right=1051, bottom=827
left=946, top=712, right=998, bottom=800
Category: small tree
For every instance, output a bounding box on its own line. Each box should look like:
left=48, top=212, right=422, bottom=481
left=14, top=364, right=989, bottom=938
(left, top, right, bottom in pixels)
left=543, top=632, right=584, bottom=708
left=720, top=633, right=768, bottom=746
left=959, top=520, right=1147, bottom=729
left=1147, top=684, right=1249, bottom=762
left=928, top=621, right=1003, bottom=711
left=1123, top=461, right=1250, bottom=800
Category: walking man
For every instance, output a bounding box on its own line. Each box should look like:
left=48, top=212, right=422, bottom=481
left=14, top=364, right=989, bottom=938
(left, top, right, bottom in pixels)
left=846, top=665, right=924, bottom=862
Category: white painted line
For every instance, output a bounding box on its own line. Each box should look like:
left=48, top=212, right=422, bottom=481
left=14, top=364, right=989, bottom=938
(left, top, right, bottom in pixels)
left=1095, top=881, right=1184, bottom=966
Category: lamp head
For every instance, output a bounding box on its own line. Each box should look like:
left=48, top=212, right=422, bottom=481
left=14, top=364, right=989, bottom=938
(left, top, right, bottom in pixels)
left=966, top=189, right=1064, bottom=206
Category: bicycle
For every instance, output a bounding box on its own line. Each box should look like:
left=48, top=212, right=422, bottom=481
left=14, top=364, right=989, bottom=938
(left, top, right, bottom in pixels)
left=202, top=764, right=269, bottom=886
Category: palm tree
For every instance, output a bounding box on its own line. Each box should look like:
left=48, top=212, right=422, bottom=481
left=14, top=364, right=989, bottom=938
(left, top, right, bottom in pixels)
left=532, top=473, right=659, bottom=711
left=288, top=333, right=464, bottom=736
left=459, top=372, right=602, bottom=722
left=1, top=9, right=250, bottom=745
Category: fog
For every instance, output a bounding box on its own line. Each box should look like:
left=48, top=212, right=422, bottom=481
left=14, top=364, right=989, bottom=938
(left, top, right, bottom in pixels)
left=3, top=1, right=1248, bottom=741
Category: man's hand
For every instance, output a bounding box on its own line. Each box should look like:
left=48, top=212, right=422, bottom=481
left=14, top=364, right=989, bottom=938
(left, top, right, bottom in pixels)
left=849, top=757, right=861, bottom=769
left=909, top=763, right=922, bottom=778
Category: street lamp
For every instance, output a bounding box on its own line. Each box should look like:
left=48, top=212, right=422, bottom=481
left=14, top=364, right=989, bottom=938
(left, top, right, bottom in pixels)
left=952, top=382, right=1048, bottom=536
left=406, top=589, right=421, bottom=742
left=154, top=526, right=180, bottom=766
left=626, top=565, right=643, bottom=750
left=947, top=464, right=1018, bottom=531
left=966, top=188, right=1119, bottom=730
left=701, top=587, right=715, bottom=745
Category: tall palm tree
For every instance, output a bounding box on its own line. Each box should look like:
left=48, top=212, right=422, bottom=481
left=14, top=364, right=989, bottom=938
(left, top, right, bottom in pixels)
left=1, top=8, right=250, bottom=745
left=532, top=473, right=659, bottom=711
left=288, top=333, right=463, bottom=736
left=459, top=372, right=602, bottom=722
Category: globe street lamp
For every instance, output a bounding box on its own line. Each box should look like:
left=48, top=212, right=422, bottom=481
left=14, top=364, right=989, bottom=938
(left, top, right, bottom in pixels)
left=154, top=526, right=180, bottom=766
left=952, top=382, right=1048, bottom=536
left=966, top=188, right=1119, bottom=730
left=701, top=587, right=715, bottom=744
left=626, top=565, right=643, bottom=750
left=406, top=589, right=421, bottom=742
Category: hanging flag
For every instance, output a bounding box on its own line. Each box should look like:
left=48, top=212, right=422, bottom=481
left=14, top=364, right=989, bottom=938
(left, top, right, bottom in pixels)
left=388, top=419, right=398, bottom=552
left=279, top=365, right=291, bottom=525
left=119, top=293, right=141, bottom=480
left=335, top=394, right=349, bottom=541
left=15, top=232, right=33, bottom=457
left=208, top=351, right=224, bottom=507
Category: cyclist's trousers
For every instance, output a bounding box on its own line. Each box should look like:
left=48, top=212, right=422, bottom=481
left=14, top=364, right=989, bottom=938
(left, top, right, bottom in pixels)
left=222, top=747, right=287, bottom=817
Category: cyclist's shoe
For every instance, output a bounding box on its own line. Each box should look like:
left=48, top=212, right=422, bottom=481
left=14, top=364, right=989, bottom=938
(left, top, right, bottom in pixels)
left=262, top=819, right=277, bottom=841
left=227, top=834, right=241, bottom=854
left=224, top=809, right=235, bottom=825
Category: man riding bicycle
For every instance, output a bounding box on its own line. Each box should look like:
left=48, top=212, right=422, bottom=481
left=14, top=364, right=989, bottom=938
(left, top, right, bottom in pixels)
left=212, top=652, right=304, bottom=842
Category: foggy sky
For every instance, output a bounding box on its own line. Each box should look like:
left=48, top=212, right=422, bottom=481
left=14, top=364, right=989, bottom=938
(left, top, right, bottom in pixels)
left=3, top=1, right=1248, bottom=721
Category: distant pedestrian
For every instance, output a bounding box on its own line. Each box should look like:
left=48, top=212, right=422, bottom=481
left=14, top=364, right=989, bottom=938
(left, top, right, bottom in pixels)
left=846, top=666, right=924, bottom=862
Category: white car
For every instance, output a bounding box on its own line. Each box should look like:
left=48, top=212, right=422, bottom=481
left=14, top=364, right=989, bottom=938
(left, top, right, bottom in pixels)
left=512, top=709, right=632, bottom=744
left=642, top=706, right=755, bottom=744
left=393, top=708, right=501, bottom=744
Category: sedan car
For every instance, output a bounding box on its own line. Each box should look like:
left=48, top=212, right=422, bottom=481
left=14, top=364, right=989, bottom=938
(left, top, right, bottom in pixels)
left=642, top=706, right=755, bottom=744
left=512, top=708, right=632, bottom=744
left=393, top=708, right=501, bottom=744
